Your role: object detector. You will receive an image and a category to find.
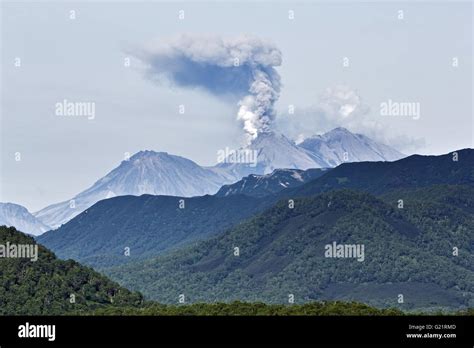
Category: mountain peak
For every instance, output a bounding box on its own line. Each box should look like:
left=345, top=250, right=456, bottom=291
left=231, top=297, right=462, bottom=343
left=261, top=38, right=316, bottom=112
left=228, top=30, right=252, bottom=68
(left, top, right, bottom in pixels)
left=0, top=202, right=51, bottom=236
left=298, top=127, right=404, bottom=167
left=34, top=150, right=230, bottom=229
left=133, top=149, right=158, bottom=156
left=328, top=127, right=351, bottom=134
left=247, top=131, right=327, bottom=172
left=251, top=130, right=289, bottom=144
left=33, top=128, right=406, bottom=231
left=1, top=202, right=28, bottom=211
left=130, top=150, right=169, bottom=160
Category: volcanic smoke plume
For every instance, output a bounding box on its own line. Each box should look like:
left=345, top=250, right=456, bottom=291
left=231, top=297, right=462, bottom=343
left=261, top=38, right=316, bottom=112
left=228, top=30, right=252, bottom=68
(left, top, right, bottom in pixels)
left=132, top=34, right=282, bottom=143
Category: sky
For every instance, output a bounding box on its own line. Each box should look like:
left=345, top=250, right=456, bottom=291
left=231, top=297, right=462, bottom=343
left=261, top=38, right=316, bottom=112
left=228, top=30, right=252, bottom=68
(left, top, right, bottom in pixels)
left=0, top=1, right=472, bottom=211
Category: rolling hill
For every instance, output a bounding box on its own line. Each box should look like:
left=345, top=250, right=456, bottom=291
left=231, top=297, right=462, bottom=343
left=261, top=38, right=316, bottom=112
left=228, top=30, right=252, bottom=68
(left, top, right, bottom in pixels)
left=104, top=187, right=474, bottom=310
left=0, top=226, right=142, bottom=315
left=37, top=194, right=267, bottom=267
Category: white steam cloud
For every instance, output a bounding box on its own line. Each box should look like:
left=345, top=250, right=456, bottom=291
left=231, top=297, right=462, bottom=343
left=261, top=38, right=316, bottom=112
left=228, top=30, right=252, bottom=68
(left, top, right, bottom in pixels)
left=132, top=34, right=282, bottom=143
left=318, top=86, right=370, bottom=119
left=276, top=85, right=372, bottom=141
left=276, top=85, right=425, bottom=152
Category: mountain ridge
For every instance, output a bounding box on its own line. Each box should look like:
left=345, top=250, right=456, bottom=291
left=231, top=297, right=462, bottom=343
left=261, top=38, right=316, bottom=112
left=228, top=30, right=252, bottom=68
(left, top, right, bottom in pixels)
left=38, top=149, right=473, bottom=270
left=0, top=203, right=51, bottom=236
left=34, top=151, right=230, bottom=229
left=32, top=128, right=405, bottom=230
left=298, top=127, right=405, bottom=166
left=215, top=168, right=328, bottom=198
left=37, top=193, right=267, bottom=267
left=104, top=187, right=474, bottom=309
left=287, top=148, right=474, bottom=198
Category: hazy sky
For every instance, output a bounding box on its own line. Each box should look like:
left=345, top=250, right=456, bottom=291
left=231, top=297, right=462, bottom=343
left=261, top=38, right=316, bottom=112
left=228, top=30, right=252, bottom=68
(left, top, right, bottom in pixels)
left=1, top=1, right=472, bottom=211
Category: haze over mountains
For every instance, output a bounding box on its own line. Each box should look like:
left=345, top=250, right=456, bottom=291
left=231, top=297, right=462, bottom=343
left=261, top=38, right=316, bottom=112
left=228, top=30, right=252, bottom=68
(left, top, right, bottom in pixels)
left=33, top=151, right=228, bottom=229
left=213, top=132, right=327, bottom=179
left=0, top=127, right=404, bottom=234
left=214, top=128, right=405, bottom=179
left=299, top=127, right=405, bottom=167
left=28, top=128, right=404, bottom=231
left=0, top=203, right=50, bottom=236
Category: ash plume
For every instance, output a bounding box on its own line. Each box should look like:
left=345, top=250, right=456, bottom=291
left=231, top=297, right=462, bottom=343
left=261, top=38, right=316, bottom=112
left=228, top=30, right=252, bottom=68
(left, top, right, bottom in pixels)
left=132, top=34, right=282, bottom=143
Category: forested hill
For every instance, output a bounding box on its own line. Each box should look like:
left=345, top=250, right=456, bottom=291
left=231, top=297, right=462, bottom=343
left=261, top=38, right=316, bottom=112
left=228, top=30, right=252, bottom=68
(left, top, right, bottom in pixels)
left=105, top=187, right=474, bottom=310
left=0, top=226, right=142, bottom=315
left=37, top=194, right=266, bottom=268
left=287, top=148, right=474, bottom=198
left=0, top=225, right=420, bottom=316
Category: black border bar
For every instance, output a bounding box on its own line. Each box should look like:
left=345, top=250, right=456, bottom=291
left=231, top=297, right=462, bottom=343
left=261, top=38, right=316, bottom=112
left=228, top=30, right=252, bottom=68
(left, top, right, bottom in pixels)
left=0, top=315, right=472, bottom=346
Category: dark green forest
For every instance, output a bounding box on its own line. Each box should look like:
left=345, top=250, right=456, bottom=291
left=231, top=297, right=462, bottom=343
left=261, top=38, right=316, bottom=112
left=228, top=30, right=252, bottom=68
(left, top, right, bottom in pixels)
left=0, top=226, right=142, bottom=315
left=90, top=301, right=404, bottom=316
left=38, top=193, right=268, bottom=268
left=104, top=187, right=474, bottom=310
left=0, top=225, right=407, bottom=316
left=0, top=221, right=473, bottom=315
